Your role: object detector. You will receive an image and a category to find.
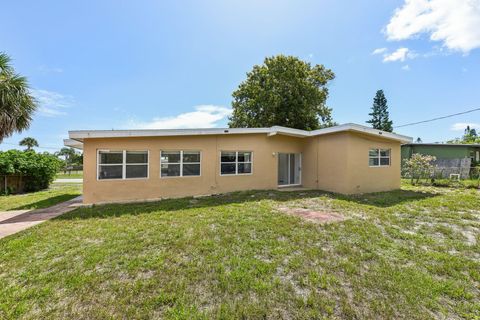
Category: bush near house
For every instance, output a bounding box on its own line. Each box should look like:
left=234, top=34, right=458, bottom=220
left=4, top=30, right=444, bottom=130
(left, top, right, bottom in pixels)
left=0, top=150, right=63, bottom=193
left=402, top=153, right=436, bottom=184
left=402, top=153, right=480, bottom=188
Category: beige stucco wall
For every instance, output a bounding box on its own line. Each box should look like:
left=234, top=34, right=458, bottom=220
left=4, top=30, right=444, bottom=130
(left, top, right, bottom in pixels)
left=82, top=131, right=402, bottom=204
left=82, top=134, right=306, bottom=204
left=302, top=131, right=401, bottom=194
left=345, top=132, right=401, bottom=194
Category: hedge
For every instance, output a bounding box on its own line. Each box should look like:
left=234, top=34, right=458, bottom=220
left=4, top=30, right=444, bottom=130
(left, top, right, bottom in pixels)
left=0, top=150, right=63, bottom=192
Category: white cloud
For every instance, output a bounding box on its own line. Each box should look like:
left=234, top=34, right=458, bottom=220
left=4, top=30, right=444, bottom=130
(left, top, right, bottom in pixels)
left=385, top=0, right=480, bottom=53
left=383, top=47, right=414, bottom=62
left=31, top=89, right=73, bottom=117
left=402, top=64, right=411, bottom=70
left=129, top=105, right=232, bottom=129
left=372, top=47, right=387, bottom=55
left=451, top=122, right=480, bottom=131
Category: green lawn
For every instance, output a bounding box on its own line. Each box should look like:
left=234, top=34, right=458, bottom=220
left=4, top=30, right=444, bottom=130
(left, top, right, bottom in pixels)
left=0, top=183, right=82, bottom=211
left=0, top=185, right=479, bottom=319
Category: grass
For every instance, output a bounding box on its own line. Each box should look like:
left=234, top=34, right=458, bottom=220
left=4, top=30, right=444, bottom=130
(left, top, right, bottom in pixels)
left=0, top=185, right=479, bottom=319
left=0, top=183, right=82, bottom=211
left=56, top=171, right=83, bottom=179
left=403, top=178, right=480, bottom=189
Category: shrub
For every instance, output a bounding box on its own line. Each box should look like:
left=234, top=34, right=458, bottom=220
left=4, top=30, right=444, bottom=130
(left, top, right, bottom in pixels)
left=0, top=150, right=62, bottom=192
left=402, top=153, right=436, bottom=184
left=470, top=166, right=480, bottom=179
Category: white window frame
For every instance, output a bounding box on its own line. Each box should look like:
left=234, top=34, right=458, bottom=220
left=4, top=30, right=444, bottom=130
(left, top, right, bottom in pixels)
left=220, top=151, right=253, bottom=176
left=97, top=150, right=149, bottom=181
left=160, top=150, right=202, bottom=178
left=369, top=148, right=391, bottom=167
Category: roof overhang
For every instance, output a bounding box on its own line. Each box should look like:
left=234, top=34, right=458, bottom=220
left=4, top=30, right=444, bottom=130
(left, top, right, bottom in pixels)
left=65, top=123, right=412, bottom=148
left=310, top=123, right=412, bottom=143
left=63, top=139, right=83, bottom=150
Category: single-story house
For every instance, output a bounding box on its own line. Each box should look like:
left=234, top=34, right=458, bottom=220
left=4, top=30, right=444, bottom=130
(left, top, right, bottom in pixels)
left=64, top=123, right=412, bottom=204
left=401, top=143, right=480, bottom=179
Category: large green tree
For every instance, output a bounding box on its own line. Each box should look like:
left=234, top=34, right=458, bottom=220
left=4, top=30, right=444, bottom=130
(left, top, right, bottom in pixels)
left=449, top=126, right=480, bottom=144
left=463, top=125, right=478, bottom=143
left=0, top=53, right=37, bottom=142
left=19, top=137, right=39, bottom=151
left=229, top=55, right=335, bottom=130
left=56, top=147, right=83, bottom=166
left=367, top=90, right=393, bottom=132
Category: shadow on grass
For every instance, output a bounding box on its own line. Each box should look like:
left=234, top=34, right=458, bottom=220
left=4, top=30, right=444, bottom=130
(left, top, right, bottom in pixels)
left=11, top=194, right=80, bottom=211
left=57, top=188, right=438, bottom=220
left=337, top=189, right=439, bottom=208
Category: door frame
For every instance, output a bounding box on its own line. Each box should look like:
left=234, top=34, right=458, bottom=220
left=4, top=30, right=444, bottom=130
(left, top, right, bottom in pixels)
left=277, top=152, right=302, bottom=187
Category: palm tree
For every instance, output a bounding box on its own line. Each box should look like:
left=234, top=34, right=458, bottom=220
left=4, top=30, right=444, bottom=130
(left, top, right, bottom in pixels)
left=0, top=52, right=37, bottom=142
left=19, top=137, right=39, bottom=151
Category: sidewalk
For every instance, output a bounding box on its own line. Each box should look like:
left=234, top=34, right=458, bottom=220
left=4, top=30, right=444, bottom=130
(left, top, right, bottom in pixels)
left=0, top=196, right=83, bottom=239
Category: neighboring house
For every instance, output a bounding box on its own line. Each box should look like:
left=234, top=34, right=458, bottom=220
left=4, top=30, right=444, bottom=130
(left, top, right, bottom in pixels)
left=401, top=143, right=480, bottom=179
left=64, top=123, right=412, bottom=204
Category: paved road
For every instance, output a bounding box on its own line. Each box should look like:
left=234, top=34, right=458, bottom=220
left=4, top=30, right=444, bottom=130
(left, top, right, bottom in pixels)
left=54, top=179, right=83, bottom=183
left=0, top=196, right=83, bottom=239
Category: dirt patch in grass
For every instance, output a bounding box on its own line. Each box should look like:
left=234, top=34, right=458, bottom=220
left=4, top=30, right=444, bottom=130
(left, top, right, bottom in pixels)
left=277, top=207, right=345, bottom=223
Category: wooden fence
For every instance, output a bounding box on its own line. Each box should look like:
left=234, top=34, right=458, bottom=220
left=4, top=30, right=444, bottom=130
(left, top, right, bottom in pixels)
left=0, top=175, right=27, bottom=194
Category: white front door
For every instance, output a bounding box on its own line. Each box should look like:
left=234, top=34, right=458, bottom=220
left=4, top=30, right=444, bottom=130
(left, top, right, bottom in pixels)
left=278, top=153, right=301, bottom=186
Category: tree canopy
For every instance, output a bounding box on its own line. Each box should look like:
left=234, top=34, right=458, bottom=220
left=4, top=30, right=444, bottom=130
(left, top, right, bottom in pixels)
left=56, top=147, right=83, bottom=166
left=367, top=90, right=393, bottom=132
left=448, top=125, right=480, bottom=144
left=463, top=126, right=479, bottom=143
left=19, top=137, right=39, bottom=151
left=0, top=53, right=37, bottom=142
left=228, top=55, right=335, bottom=130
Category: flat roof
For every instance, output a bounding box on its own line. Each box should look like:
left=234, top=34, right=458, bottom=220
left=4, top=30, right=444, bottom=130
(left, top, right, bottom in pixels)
left=64, top=123, right=412, bottom=149
left=403, top=143, right=480, bottom=147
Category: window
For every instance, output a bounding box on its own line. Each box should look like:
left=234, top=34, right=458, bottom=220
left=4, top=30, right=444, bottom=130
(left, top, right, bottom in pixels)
left=369, top=149, right=390, bottom=167
left=98, top=150, right=148, bottom=180
left=220, top=151, right=253, bottom=175
left=160, top=151, right=201, bottom=177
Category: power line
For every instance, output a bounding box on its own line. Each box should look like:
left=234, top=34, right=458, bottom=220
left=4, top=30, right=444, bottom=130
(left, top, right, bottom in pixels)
left=394, top=107, right=480, bottom=129
left=0, top=142, right=64, bottom=151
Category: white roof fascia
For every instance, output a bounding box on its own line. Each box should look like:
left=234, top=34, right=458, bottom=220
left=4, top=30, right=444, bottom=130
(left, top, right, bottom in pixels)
left=63, top=139, right=84, bottom=150
left=310, top=123, right=412, bottom=143
left=68, top=123, right=412, bottom=143
left=268, top=126, right=310, bottom=138
left=69, top=127, right=271, bottom=141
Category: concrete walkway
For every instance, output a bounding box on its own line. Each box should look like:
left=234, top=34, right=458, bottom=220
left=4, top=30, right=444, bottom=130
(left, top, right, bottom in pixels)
left=0, top=196, right=83, bottom=239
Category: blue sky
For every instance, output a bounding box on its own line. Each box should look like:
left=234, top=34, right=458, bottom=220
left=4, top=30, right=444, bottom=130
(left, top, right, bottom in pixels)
left=1, top=0, right=480, bottom=151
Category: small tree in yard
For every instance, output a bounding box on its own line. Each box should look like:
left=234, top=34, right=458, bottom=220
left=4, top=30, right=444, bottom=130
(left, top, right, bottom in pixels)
left=403, top=153, right=436, bottom=184
left=367, top=90, right=393, bottom=132
left=19, top=137, right=39, bottom=151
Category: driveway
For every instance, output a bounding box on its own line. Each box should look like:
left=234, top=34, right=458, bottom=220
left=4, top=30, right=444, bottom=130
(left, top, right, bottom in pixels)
left=0, top=196, right=82, bottom=239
